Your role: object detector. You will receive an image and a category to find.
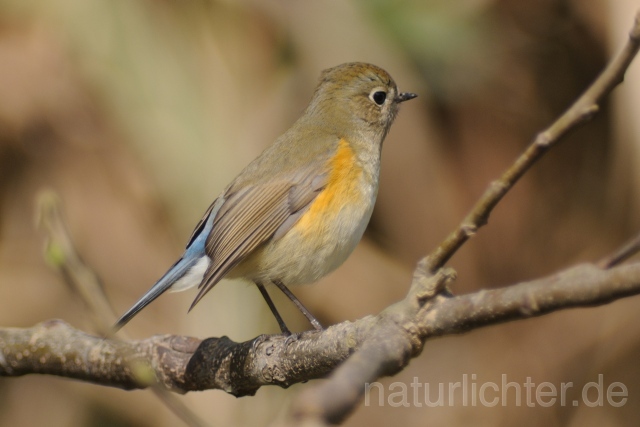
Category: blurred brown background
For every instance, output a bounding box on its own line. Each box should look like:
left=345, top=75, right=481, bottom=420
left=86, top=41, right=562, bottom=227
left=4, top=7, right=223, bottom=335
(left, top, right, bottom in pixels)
left=1, top=0, right=639, bottom=426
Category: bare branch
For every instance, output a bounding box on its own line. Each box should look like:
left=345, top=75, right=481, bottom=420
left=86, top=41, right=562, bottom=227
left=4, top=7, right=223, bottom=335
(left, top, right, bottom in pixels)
left=289, top=261, right=640, bottom=424
left=36, top=190, right=118, bottom=336
left=0, top=9, right=638, bottom=427
left=422, top=9, right=640, bottom=273
left=0, top=320, right=196, bottom=390
left=2, top=262, right=640, bottom=415
left=597, top=232, right=640, bottom=269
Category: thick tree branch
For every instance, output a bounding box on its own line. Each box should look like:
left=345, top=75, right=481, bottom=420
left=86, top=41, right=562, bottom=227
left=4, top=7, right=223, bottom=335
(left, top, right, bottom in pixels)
left=0, top=320, right=197, bottom=390
left=1, top=262, right=640, bottom=398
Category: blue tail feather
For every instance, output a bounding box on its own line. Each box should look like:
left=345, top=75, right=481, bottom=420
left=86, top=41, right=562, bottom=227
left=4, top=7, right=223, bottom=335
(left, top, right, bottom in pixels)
left=113, top=199, right=220, bottom=331
left=113, top=255, right=201, bottom=331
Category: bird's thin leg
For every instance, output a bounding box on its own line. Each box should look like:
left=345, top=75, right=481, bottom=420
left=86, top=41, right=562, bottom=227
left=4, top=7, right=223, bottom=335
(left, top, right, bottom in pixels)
left=255, top=282, right=291, bottom=335
left=272, top=279, right=323, bottom=330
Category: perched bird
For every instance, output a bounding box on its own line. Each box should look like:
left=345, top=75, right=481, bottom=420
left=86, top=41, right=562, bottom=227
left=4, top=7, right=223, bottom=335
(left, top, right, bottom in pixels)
left=114, top=62, right=417, bottom=334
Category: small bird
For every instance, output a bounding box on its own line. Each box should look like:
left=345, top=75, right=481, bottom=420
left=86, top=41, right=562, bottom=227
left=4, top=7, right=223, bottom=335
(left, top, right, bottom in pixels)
left=114, top=62, right=416, bottom=334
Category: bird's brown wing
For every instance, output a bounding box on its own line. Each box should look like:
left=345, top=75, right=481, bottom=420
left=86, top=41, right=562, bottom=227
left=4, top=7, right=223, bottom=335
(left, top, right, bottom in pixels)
left=188, top=168, right=327, bottom=310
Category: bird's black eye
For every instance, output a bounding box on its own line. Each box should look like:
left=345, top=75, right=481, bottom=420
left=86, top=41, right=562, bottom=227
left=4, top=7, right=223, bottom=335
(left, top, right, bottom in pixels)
left=370, top=90, right=387, bottom=106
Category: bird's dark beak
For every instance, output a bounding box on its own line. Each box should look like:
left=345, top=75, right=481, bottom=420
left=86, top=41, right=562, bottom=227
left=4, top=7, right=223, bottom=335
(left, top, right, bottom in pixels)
left=396, top=92, right=418, bottom=103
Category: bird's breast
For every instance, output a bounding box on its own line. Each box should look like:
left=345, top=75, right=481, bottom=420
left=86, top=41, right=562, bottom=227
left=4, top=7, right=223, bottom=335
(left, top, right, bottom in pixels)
left=294, top=138, right=370, bottom=234
left=236, top=138, right=379, bottom=286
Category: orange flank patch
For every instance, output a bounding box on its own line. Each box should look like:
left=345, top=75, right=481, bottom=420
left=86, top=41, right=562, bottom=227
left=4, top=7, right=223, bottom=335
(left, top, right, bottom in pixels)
left=295, top=139, right=363, bottom=234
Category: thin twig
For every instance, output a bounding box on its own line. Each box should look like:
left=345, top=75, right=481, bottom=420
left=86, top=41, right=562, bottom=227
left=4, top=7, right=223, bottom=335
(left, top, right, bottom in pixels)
left=597, top=231, right=640, bottom=269
left=423, top=10, right=640, bottom=273
left=35, top=190, right=211, bottom=427
left=36, top=190, right=118, bottom=336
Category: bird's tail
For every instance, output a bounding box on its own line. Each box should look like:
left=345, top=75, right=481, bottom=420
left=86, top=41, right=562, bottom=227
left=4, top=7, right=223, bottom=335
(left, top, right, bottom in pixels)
left=113, top=256, right=201, bottom=331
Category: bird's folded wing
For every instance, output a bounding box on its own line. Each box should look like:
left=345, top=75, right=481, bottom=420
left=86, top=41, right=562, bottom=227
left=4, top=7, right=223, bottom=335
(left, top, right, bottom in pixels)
left=188, top=169, right=327, bottom=310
